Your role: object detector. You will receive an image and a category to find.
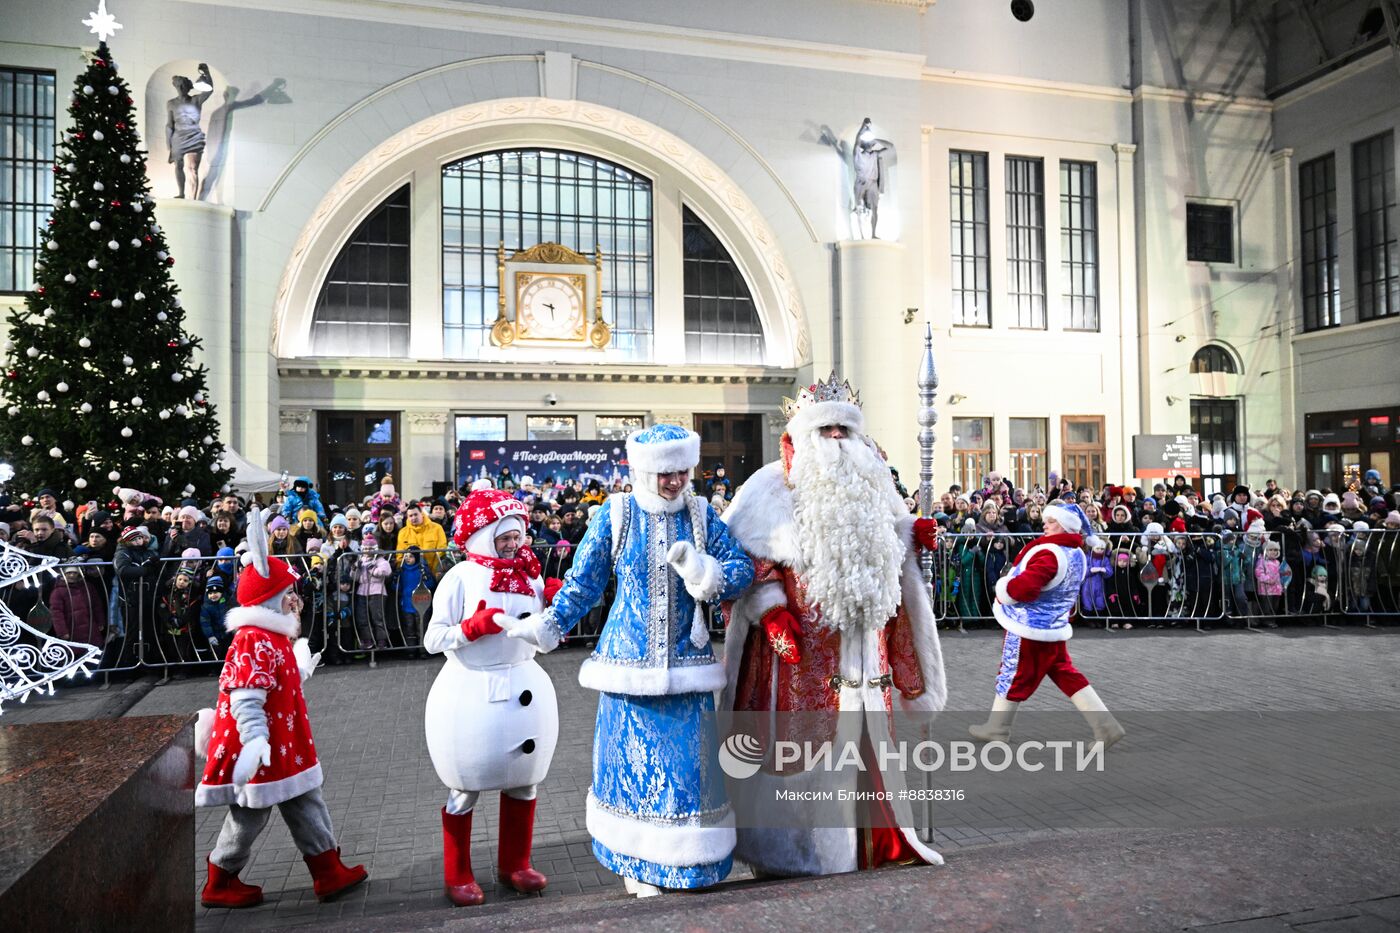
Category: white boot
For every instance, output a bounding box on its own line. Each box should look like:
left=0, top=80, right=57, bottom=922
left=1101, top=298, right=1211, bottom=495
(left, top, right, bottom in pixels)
left=623, top=877, right=662, bottom=898
left=1070, top=686, right=1125, bottom=749
left=968, top=695, right=1019, bottom=743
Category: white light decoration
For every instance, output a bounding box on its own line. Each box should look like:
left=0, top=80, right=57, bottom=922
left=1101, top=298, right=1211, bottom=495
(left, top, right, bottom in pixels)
left=108, top=470, right=121, bottom=481
left=158, top=409, right=170, bottom=420
left=202, top=435, right=214, bottom=445
left=20, top=436, right=33, bottom=446
left=121, top=355, right=133, bottom=366
left=92, top=182, right=104, bottom=192
left=130, top=239, right=140, bottom=248
left=110, top=299, right=122, bottom=308
left=82, top=0, right=122, bottom=43
left=82, top=85, right=94, bottom=95
left=130, top=395, right=143, bottom=406
left=46, top=240, right=59, bottom=251
left=49, top=447, right=63, bottom=458
left=155, top=312, right=167, bottom=322
left=120, top=426, right=133, bottom=437
left=5, top=407, right=17, bottom=417
left=79, top=402, right=92, bottom=413
left=74, top=478, right=87, bottom=489
left=35, top=391, right=49, bottom=402
left=25, top=347, right=38, bottom=358
left=106, top=86, right=117, bottom=96
left=120, top=154, right=131, bottom=164
left=0, top=539, right=101, bottom=714
left=87, top=259, right=98, bottom=269
left=63, top=273, right=76, bottom=284
left=89, top=221, right=101, bottom=231
left=107, top=240, right=119, bottom=250
left=171, top=372, right=183, bottom=382
left=174, top=405, right=188, bottom=415
left=177, top=449, right=189, bottom=459
left=92, top=130, right=104, bottom=141
left=56, top=382, right=68, bottom=393
left=78, top=337, right=91, bottom=348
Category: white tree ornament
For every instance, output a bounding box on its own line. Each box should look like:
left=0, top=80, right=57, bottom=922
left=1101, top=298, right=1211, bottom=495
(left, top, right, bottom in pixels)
left=82, top=0, right=123, bottom=43
left=0, top=541, right=102, bottom=714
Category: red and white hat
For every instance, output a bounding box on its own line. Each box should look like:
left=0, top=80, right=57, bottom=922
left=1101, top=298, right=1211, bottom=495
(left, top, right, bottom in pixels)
left=236, top=506, right=300, bottom=608
left=452, top=490, right=528, bottom=549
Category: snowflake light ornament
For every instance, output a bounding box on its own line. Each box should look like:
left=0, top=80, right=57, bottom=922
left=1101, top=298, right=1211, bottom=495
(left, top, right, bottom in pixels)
left=0, top=542, right=102, bottom=714
left=82, top=0, right=123, bottom=43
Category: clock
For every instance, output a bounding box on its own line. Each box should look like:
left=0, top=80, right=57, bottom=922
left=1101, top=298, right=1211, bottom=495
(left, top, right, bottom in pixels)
left=491, top=241, right=611, bottom=349
left=515, top=272, right=585, bottom=342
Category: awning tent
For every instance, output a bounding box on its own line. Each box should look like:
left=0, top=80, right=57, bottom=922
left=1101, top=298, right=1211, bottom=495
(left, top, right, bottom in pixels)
left=220, top=448, right=285, bottom=494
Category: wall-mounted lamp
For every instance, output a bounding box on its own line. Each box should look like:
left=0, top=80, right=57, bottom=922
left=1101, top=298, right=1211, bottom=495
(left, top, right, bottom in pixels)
left=1165, top=395, right=1182, bottom=406
left=903, top=308, right=918, bottom=324
left=948, top=393, right=967, bottom=405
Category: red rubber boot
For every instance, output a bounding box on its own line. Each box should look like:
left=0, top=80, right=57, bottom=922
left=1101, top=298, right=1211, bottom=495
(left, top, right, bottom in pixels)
left=497, top=793, right=547, bottom=893
left=200, top=858, right=264, bottom=908
left=442, top=807, right=485, bottom=906
left=303, top=847, right=368, bottom=901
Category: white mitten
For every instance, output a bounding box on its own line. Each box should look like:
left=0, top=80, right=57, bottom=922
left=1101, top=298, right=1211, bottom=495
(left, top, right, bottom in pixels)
left=193, top=707, right=215, bottom=761
left=292, top=637, right=321, bottom=683
left=667, top=541, right=723, bottom=602
left=498, top=612, right=562, bottom=653
left=232, top=735, right=271, bottom=789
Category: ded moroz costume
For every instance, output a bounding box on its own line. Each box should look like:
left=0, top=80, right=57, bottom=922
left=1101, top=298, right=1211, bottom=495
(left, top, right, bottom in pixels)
left=194, top=508, right=367, bottom=909
left=720, top=373, right=947, bottom=877
left=423, top=489, right=563, bottom=907
left=969, top=501, right=1126, bottom=747
left=499, top=423, right=755, bottom=896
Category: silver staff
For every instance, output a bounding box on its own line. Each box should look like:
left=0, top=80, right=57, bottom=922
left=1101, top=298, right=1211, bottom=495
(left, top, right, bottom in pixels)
left=916, top=321, right=939, bottom=590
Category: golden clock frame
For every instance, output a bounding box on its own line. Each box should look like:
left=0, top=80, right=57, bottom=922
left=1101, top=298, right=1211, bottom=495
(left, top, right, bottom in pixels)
left=490, top=241, right=610, bottom=349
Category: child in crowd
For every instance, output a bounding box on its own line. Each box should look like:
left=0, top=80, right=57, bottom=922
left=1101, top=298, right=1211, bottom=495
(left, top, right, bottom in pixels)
left=199, top=578, right=231, bottom=657
left=395, top=545, right=437, bottom=651
left=353, top=530, right=393, bottom=650
left=1254, top=539, right=1285, bottom=622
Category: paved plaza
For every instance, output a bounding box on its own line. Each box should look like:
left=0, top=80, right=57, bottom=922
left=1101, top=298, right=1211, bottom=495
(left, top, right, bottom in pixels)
left=9, top=626, right=1400, bottom=931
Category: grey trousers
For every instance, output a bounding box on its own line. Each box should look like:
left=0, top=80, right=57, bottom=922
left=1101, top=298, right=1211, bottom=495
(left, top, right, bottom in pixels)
left=209, top=786, right=337, bottom=874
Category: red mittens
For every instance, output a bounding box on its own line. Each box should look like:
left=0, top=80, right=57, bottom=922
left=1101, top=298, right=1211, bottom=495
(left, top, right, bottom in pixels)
left=913, top=517, right=940, bottom=551
left=760, top=605, right=803, bottom=665
left=543, top=578, right=564, bottom=607
left=461, top=600, right=503, bottom=641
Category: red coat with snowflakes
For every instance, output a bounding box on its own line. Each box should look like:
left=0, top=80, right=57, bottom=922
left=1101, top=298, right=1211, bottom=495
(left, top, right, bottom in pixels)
left=194, top=606, right=322, bottom=809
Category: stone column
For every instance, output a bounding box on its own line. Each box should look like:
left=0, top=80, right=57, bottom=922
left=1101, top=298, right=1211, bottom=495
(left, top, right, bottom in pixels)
left=836, top=239, right=917, bottom=475
left=156, top=198, right=234, bottom=443
left=406, top=410, right=450, bottom=499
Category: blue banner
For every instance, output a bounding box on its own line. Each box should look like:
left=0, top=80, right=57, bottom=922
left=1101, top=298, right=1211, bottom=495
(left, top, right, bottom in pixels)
left=457, top=440, right=630, bottom=488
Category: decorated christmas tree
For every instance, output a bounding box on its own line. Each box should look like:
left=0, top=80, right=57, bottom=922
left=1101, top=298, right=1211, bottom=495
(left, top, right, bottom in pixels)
left=0, top=6, right=231, bottom=498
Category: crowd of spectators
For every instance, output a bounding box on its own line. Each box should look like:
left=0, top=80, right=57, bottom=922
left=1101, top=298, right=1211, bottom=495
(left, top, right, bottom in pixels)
left=0, top=464, right=726, bottom=672
left=920, top=469, right=1400, bottom=628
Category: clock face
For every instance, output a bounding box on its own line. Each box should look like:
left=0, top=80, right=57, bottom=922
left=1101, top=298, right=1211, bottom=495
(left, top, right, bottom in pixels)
left=517, top=273, right=584, bottom=341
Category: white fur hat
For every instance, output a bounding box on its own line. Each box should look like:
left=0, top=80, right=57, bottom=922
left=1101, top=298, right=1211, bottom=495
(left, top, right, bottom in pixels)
left=625, top=424, right=700, bottom=474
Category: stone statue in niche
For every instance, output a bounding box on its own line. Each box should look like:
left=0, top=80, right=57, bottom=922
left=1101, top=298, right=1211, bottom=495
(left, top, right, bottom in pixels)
left=851, top=117, right=892, bottom=240
left=167, top=63, right=214, bottom=199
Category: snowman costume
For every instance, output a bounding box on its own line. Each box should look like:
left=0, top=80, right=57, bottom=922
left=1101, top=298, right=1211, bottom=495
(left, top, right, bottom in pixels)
left=423, top=490, right=561, bottom=906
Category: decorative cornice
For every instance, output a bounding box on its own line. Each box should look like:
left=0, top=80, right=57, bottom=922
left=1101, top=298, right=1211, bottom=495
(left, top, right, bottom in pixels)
left=277, top=359, right=797, bottom=385
left=279, top=408, right=312, bottom=433
left=508, top=241, right=592, bottom=265
left=406, top=410, right=450, bottom=433
left=922, top=66, right=1132, bottom=103
left=1131, top=85, right=1273, bottom=113
left=177, top=0, right=927, bottom=81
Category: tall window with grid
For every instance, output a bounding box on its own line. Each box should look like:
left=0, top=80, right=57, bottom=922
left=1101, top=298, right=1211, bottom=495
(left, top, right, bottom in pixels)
left=1006, top=156, right=1046, bottom=329
left=949, top=151, right=990, bottom=327
left=1299, top=154, right=1340, bottom=331
left=442, top=150, right=653, bottom=359
left=0, top=68, right=56, bottom=294
left=310, top=185, right=410, bottom=356
left=682, top=206, right=765, bottom=363
left=1059, top=160, right=1099, bottom=331
left=1352, top=132, right=1398, bottom=322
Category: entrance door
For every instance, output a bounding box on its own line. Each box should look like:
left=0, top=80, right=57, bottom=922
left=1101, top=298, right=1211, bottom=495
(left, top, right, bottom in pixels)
left=1190, top=398, right=1239, bottom=497
left=694, top=414, right=762, bottom=494
left=1061, top=415, right=1105, bottom=492
left=318, top=411, right=401, bottom=509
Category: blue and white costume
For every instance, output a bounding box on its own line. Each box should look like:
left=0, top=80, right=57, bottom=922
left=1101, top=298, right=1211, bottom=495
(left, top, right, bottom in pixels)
left=502, top=424, right=754, bottom=891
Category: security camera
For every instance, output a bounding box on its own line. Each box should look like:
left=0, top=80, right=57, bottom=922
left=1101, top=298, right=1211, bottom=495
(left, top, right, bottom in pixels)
left=545, top=392, right=559, bottom=407
left=1011, top=0, right=1034, bottom=21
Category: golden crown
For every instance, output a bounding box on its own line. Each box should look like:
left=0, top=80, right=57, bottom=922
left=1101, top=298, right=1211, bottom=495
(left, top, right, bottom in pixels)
left=781, top=371, right=862, bottom=421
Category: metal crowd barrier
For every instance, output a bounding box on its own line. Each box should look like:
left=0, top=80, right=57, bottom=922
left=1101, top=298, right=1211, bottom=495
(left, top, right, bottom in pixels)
left=6, top=527, right=1393, bottom=682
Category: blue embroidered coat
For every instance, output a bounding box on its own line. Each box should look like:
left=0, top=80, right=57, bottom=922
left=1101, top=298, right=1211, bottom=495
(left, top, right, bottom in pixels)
left=542, top=492, right=754, bottom=889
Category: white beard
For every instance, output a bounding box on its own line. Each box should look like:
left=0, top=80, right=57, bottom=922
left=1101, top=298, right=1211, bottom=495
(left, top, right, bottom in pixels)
left=788, top=430, right=906, bottom=632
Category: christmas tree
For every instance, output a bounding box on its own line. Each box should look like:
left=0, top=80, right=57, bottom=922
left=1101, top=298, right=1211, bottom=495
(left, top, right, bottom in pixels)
left=0, top=14, right=231, bottom=499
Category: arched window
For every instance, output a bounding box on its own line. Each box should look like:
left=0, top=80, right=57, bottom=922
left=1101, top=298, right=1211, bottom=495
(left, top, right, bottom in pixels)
left=442, top=149, right=654, bottom=359
left=1190, top=345, right=1237, bottom=374
left=682, top=206, right=765, bottom=364
left=309, top=186, right=410, bottom=357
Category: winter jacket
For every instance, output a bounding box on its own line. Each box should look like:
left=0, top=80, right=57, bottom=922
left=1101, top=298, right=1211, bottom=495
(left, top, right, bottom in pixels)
left=397, top=556, right=438, bottom=615
left=49, top=574, right=107, bottom=646
left=1255, top=557, right=1284, bottom=597
left=281, top=479, right=328, bottom=523
left=396, top=520, right=448, bottom=571
left=1081, top=551, right=1112, bottom=612
left=353, top=552, right=393, bottom=597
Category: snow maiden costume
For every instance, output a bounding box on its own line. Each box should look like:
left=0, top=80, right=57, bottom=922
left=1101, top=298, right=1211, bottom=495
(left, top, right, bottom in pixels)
left=194, top=509, right=367, bottom=908
left=501, top=424, right=755, bottom=896
left=720, top=372, right=947, bottom=877
left=423, top=490, right=562, bottom=906
left=969, top=501, right=1125, bottom=747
